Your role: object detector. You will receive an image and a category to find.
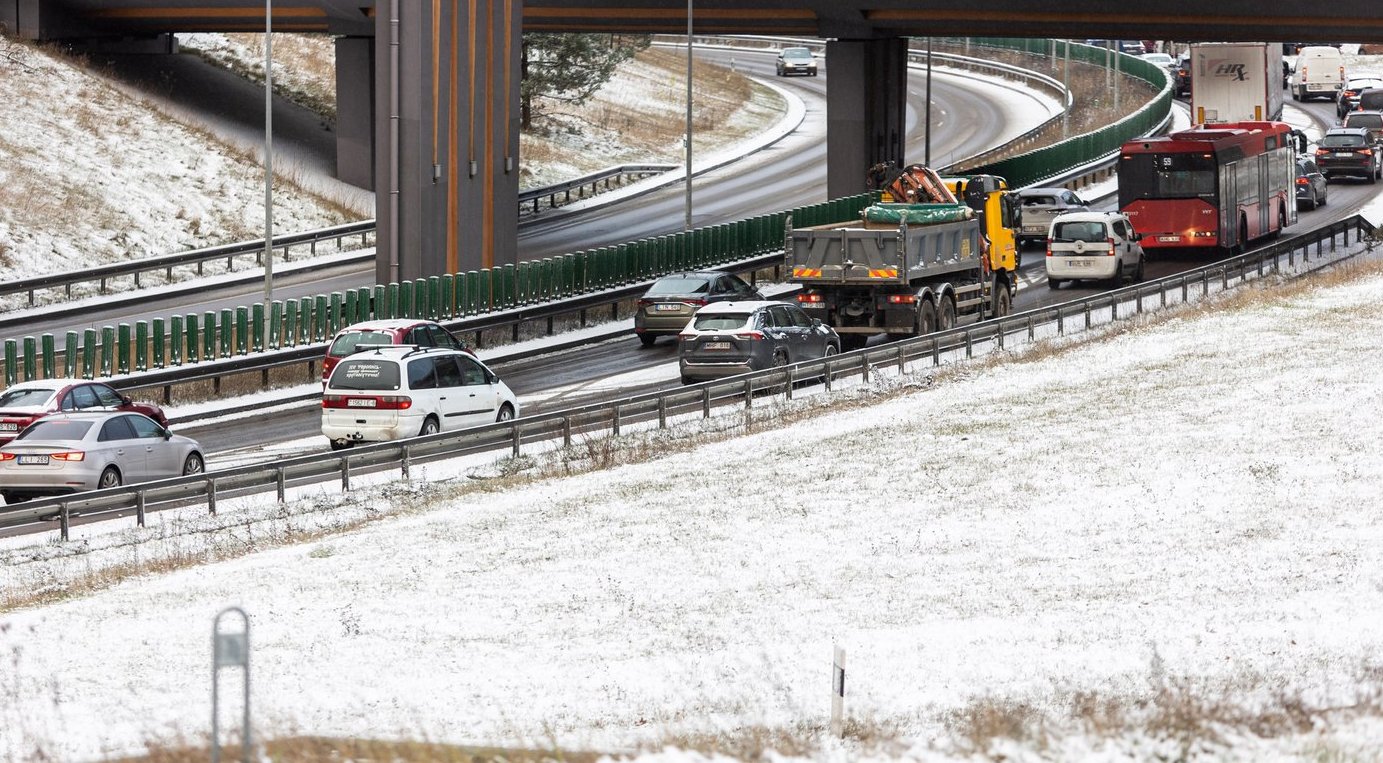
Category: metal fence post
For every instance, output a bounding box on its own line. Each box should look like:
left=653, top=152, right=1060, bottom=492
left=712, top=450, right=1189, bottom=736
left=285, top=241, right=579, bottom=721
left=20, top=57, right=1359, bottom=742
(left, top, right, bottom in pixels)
left=211, top=606, right=252, bottom=763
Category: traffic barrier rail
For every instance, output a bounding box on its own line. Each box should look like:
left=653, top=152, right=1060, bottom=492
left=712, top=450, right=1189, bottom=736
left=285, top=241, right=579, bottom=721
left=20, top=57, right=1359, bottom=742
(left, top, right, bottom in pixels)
left=1, top=214, right=1375, bottom=540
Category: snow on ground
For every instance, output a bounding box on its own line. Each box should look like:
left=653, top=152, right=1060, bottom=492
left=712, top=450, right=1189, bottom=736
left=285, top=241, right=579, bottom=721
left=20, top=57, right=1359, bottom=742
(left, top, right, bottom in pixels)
left=4, top=237, right=1383, bottom=760
left=0, top=39, right=352, bottom=282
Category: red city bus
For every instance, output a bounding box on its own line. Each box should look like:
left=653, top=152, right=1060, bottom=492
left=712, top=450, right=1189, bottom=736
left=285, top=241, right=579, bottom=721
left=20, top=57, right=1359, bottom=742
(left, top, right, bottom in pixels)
left=1118, top=121, right=1296, bottom=254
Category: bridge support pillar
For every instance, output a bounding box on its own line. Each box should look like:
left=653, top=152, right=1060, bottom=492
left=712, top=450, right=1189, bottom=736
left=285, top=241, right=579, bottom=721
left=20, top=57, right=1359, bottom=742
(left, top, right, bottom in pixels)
left=374, top=0, right=521, bottom=285
left=335, top=35, right=375, bottom=190
left=825, top=38, right=908, bottom=199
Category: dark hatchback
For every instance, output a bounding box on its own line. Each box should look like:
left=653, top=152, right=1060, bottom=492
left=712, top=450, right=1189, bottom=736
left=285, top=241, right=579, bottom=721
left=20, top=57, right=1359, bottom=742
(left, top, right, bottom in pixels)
left=1314, top=127, right=1382, bottom=183
left=634, top=271, right=762, bottom=346
left=1295, top=158, right=1328, bottom=210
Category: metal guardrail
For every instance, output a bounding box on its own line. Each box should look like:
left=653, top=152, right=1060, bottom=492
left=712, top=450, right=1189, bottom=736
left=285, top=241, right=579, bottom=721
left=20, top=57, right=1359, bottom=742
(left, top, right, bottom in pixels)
left=0, top=221, right=376, bottom=310
left=518, top=163, right=679, bottom=215
left=3, top=215, right=1375, bottom=539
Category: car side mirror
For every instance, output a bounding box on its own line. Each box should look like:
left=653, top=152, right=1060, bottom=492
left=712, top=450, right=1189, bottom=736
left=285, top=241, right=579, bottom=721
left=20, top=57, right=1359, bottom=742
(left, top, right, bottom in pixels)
left=1133, top=232, right=1142, bottom=241
left=121, top=395, right=133, bottom=405
left=163, top=429, right=173, bottom=440
left=812, top=318, right=823, bottom=328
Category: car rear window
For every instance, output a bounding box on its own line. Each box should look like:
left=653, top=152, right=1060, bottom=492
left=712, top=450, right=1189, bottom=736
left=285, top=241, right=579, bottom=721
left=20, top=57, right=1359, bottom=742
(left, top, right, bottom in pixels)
left=646, top=277, right=711, bottom=296
left=692, top=313, right=752, bottom=331
left=1321, top=134, right=1366, bottom=147
left=328, top=359, right=402, bottom=391
left=329, top=330, right=396, bottom=357
left=18, top=419, right=92, bottom=441
left=1022, top=195, right=1058, bottom=206
left=1345, top=114, right=1383, bottom=129
left=1051, top=220, right=1108, bottom=243
left=0, top=387, right=57, bottom=408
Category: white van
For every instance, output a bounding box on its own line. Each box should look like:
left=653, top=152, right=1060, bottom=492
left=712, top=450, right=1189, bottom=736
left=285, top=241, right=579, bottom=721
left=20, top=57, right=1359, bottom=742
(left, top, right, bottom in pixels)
left=1292, top=46, right=1345, bottom=102
left=321, top=345, right=519, bottom=450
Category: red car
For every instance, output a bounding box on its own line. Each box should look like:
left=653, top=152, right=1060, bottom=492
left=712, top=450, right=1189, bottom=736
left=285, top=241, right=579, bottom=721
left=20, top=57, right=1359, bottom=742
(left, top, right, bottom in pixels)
left=0, top=379, right=168, bottom=444
left=322, top=319, right=472, bottom=383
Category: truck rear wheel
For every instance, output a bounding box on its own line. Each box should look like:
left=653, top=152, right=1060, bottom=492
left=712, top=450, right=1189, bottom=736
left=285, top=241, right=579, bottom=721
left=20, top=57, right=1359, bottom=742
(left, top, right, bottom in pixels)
left=938, top=295, right=956, bottom=331
left=919, top=300, right=937, bottom=336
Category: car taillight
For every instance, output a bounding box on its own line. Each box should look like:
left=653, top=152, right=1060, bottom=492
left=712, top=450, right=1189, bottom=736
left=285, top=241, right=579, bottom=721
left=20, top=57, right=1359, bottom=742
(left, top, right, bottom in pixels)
left=735, top=331, right=765, bottom=340
left=51, top=451, right=85, bottom=462
left=687, top=298, right=708, bottom=307
left=1106, top=236, right=1117, bottom=256
left=887, top=294, right=917, bottom=304
left=1315, top=148, right=1327, bottom=157
left=1296, top=176, right=1309, bottom=185
left=797, top=293, right=824, bottom=304
left=1362, top=148, right=1375, bottom=156
left=637, top=298, right=653, bottom=307
left=0, top=453, right=12, bottom=461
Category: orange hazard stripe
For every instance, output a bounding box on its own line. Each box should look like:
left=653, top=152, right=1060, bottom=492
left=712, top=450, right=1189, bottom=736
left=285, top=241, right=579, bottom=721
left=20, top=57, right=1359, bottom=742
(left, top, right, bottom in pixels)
left=793, top=268, right=822, bottom=278
left=868, top=269, right=899, bottom=278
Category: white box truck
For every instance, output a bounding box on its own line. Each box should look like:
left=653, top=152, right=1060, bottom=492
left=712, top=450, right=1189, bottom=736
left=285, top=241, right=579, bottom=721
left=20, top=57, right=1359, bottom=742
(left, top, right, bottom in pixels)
left=1190, top=42, right=1284, bottom=124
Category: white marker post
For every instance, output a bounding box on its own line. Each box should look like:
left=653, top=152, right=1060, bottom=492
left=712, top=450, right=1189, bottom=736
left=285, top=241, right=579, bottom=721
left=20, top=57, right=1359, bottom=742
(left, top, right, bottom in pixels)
left=830, top=645, right=846, bottom=736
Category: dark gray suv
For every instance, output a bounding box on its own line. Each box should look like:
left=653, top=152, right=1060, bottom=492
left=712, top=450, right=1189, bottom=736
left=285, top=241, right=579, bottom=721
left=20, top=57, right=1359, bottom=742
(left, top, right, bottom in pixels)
left=1313, top=127, right=1382, bottom=183
left=678, top=301, right=840, bottom=384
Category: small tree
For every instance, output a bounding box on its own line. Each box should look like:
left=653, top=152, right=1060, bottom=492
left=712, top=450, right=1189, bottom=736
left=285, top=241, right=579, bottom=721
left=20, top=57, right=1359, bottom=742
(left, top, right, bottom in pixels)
left=520, top=33, right=650, bottom=129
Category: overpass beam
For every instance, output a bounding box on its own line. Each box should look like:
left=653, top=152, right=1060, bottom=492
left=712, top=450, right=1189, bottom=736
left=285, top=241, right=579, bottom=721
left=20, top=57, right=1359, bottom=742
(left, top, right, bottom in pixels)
left=374, top=0, right=521, bottom=285
left=825, top=38, right=908, bottom=199
left=335, top=35, right=375, bottom=190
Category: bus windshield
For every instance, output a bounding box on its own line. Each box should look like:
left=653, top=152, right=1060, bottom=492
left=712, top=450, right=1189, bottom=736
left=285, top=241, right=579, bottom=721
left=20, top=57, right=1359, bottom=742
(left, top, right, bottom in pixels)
left=1119, top=153, right=1217, bottom=203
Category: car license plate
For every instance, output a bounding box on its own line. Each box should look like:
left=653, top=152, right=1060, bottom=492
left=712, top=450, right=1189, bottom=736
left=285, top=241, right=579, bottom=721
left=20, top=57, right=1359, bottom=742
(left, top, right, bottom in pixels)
left=703, top=341, right=731, bottom=350
left=1158, top=235, right=1180, bottom=242
left=0, top=422, right=16, bottom=432
left=1335, top=152, right=1355, bottom=158
left=17, top=455, right=49, bottom=465
left=654, top=303, right=682, bottom=312
left=347, top=398, right=377, bottom=408
left=1023, top=226, right=1045, bottom=234
left=1068, top=259, right=1091, bottom=268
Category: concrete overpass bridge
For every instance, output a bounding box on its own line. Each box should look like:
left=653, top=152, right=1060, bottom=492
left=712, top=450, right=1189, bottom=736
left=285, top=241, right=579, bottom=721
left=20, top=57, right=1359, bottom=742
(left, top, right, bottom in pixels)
left=5, top=1, right=1382, bottom=283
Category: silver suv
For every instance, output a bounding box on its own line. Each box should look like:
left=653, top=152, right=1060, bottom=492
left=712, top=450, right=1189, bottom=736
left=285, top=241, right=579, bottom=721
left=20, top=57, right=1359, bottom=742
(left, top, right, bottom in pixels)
left=1015, top=187, right=1090, bottom=247
left=1045, top=212, right=1146, bottom=289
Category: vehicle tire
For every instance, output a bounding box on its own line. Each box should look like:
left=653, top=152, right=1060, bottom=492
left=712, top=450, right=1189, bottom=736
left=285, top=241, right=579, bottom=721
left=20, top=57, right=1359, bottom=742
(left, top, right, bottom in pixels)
left=1371, top=166, right=1379, bottom=185
left=638, top=333, right=657, bottom=348
left=991, top=279, right=1012, bottom=317
left=419, top=416, right=440, bottom=437
left=495, top=403, right=515, bottom=423
left=918, top=300, right=938, bottom=335
left=97, top=466, right=122, bottom=490
left=938, top=295, right=956, bottom=331
left=329, top=440, right=353, bottom=452
left=1307, top=189, right=1319, bottom=210
left=1319, top=187, right=1328, bottom=206
left=824, top=343, right=838, bottom=357
left=1048, top=276, right=1063, bottom=289
left=181, top=452, right=205, bottom=476
left=1, top=490, right=24, bottom=504
left=680, top=375, right=695, bottom=385
left=1133, top=254, right=1146, bottom=282
left=771, top=350, right=789, bottom=368
left=1109, top=261, right=1124, bottom=288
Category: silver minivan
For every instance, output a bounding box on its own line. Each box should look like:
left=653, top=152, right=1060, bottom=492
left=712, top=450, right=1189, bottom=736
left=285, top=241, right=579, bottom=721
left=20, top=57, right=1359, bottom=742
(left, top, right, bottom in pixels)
left=1045, top=212, right=1146, bottom=289
left=1292, top=46, right=1346, bottom=102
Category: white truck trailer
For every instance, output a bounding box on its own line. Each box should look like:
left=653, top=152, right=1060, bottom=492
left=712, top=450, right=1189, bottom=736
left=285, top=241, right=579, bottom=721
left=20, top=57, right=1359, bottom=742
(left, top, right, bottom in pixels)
left=1190, top=42, right=1284, bottom=125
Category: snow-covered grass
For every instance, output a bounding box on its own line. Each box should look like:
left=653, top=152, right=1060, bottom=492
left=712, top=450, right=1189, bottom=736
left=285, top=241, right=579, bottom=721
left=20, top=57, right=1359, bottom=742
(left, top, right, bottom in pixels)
left=3, top=250, right=1383, bottom=761
left=0, top=37, right=352, bottom=282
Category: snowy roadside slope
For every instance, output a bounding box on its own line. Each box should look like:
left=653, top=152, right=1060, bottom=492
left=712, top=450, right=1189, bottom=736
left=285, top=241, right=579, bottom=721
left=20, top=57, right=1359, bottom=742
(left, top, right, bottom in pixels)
left=0, top=40, right=349, bottom=282
left=4, top=260, right=1383, bottom=760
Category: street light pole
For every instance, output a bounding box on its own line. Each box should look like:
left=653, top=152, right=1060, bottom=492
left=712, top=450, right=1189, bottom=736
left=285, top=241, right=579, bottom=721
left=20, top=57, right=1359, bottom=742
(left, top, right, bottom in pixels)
left=684, top=0, right=693, bottom=231
left=263, top=0, right=274, bottom=348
